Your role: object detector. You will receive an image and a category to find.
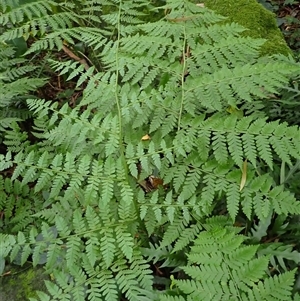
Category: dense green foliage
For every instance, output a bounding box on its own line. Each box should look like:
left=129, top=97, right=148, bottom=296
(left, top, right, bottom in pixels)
left=1, top=0, right=300, bottom=300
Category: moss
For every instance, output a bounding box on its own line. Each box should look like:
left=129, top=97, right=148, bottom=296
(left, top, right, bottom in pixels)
left=202, top=0, right=292, bottom=56
left=0, top=264, right=49, bottom=301
left=15, top=267, right=37, bottom=299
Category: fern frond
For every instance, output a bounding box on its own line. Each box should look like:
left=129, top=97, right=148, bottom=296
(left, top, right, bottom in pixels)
left=0, top=0, right=55, bottom=26
left=162, top=224, right=296, bottom=301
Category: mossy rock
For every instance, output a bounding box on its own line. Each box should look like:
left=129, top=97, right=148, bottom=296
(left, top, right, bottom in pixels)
left=0, top=263, right=49, bottom=301
left=202, top=0, right=292, bottom=56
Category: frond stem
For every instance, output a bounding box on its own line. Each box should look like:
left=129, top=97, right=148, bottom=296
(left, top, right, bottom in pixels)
left=177, top=24, right=187, bottom=131
left=115, top=1, right=148, bottom=241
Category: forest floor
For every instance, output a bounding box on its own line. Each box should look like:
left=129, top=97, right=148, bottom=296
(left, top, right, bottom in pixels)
left=263, top=0, right=300, bottom=54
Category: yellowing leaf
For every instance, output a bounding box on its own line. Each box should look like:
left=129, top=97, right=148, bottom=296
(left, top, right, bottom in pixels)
left=240, top=159, right=247, bottom=191
left=141, top=134, right=150, bottom=141
left=226, top=106, right=243, bottom=119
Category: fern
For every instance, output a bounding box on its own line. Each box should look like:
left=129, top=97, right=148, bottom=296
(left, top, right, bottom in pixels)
left=0, top=42, right=46, bottom=118
left=0, top=0, right=300, bottom=300
left=161, top=222, right=296, bottom=301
